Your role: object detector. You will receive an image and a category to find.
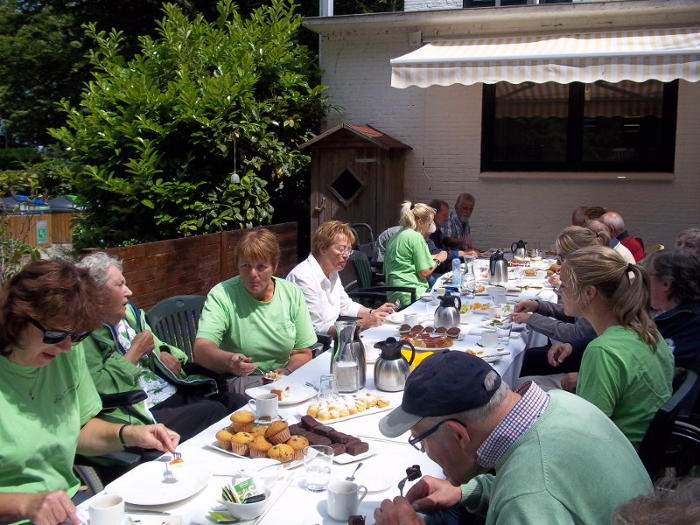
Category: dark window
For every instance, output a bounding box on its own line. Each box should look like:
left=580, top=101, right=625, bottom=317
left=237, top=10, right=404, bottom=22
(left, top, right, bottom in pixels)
left=463, top=0, right=570, bottom=5
left=329, top=168, right=365, bottom=207
left=481, top=80, right=678, bottom=172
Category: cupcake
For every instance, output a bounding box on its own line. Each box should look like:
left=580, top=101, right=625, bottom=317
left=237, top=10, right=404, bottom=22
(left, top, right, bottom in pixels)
left=286, top=435, right=310, bottom=460
left=215, top=429, right=234, bottom=450
left=399, top=324, right=411, bottom=335
left=268, top=443, right=295, bottom=462
left=446, top=327, right=460, bottom=339
left=265, top=420, right=291, bottom=445
left=230, top=431, right=254, bottom=456
left=230, top=410, right=255, bottom=432
left=251, top=425, right=267, bottom=437
left=249, top=435, right=273, bottom=458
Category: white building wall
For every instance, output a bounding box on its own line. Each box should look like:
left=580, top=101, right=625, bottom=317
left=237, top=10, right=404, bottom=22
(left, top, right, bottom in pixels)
left=318, top=31, right=700, bottom=249
left=404, top=0, right=462, bottom=10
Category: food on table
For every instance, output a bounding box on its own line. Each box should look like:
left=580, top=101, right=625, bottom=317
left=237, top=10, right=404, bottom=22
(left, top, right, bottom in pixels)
left=216, top=429, right=235, bottom=450
left=402, top=335, right=452, bottom=349
left=470, top=302, right=490, bottom=312
left=230, top=410, right=255, bottom=432
left=263, top=371, right=282, bottom=384
left=474, top=283, right=486, bottom=293
left=268, top=443, right=295, bottom=462
left=422, top=326, right=434, bottom=335
left=265, top=420, right=291, bottom=445
left=250, top=425, right=267, bottom=437
left=270, top=385, right=290, bottom=401
left=465, top=348, right=485, bottom=357
left=249, top=435, right=273, bottom=458
left=399, top=324, right=411, bottom=335
left=169, top=457, right=184, bottom=465
left=286, top=435, right=310, bottom=460
left=348, top=515, right=366, bottom=525
left=306, top=392, right=390, bottom=422
left=230, top=431, right=255, bottom=455
left=434, top=326, right=447, bottom=334
left=293, top=416, right=369, bottom=456
left=446, top=327, right=460, bottom=339
left=524, top=268, right=536, bottom=276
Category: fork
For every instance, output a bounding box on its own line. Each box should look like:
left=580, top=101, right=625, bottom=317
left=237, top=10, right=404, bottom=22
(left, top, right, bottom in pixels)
left=172, top=451, right=182, bottom=460
left=163, top=462, right=178, bottom=484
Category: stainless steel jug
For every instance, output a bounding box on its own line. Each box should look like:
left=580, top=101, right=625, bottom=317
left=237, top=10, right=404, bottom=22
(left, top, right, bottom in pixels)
left=488, top=250, right=509, bottom=286
left=373, top=338, right=416, bottom=392
left=511, top=240, right=527, bottom=258
left=434, top=292, right=462, bottom=328
left=330, top=317, right=366, bottom=393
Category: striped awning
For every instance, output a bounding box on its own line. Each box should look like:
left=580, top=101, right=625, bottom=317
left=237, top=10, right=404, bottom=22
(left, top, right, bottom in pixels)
left=390, top=26, right=700, bottom=88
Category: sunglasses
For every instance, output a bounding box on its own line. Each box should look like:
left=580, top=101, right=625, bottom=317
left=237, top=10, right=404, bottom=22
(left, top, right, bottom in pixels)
left=29, top=318, right=91, bottom=345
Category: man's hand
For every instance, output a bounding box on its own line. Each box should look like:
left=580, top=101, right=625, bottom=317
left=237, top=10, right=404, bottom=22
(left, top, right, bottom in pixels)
left=125, top=331, right=155, bottom=363
left=377, top=303, right=397, bottom=314
left=561, top=372, right=579, bottom=392
left=514, top=300, right=538, bottom=314
left=510, top=312, right=532, bottom=324
left=547, top=343, right=573, bottom=367
left=434, top=251, right=448, bottom=263
left=374, top=497, right=425, bottom=525
left=20, top=491, right=78, bottom=525
left=405, top=475, right=462, bottom=514
left=159, top=351, right=182, bottom=376
left=123, top=423, right=180, bottom=452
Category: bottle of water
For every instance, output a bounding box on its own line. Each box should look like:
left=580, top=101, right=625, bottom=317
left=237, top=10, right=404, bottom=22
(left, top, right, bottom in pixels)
left=451, top=256, right=462, bottom=289
left=463, top=261, right=476, bottom=299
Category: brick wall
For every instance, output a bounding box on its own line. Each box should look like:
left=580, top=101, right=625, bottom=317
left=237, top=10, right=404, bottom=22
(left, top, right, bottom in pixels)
left=318, top=30, right=700, bottom=251
left=91, top=223, right=298, bottom=310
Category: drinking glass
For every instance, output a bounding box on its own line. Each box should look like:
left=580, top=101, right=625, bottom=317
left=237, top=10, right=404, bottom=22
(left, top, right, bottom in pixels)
left=319, top=374, right=337, bottom=401
left=304, top=445, right=334, bottom=491
left=495, top=321, right=512, bottom=348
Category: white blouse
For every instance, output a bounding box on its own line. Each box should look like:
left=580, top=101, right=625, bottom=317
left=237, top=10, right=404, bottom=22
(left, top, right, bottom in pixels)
left=286, top=254, right=361, bottom=334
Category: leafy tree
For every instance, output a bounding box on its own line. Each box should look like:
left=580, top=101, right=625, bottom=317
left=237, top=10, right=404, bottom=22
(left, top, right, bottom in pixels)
left=49, top=0, right=327, bottom=249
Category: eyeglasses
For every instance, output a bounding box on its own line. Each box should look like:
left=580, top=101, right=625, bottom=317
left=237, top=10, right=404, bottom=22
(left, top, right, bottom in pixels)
left=332, top=245, right=353, bottom=256
left=408, top=418, right=466, bottom=451
left=29, top=318, right=91, bottom=345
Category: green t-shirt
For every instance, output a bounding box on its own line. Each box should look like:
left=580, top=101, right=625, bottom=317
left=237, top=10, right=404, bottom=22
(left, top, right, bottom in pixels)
left=383, top=227, right=434, bottom=306
left=577, top=325, right=674, bottom=446
left=197, top=276, right=317, bottom=372
left=461, top=390, right=651, bottom=525
left=0, top=346, right=102, bottom=498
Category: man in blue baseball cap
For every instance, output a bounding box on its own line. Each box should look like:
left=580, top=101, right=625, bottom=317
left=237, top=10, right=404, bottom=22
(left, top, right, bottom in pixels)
left=374, top=351, right=652, bottom=525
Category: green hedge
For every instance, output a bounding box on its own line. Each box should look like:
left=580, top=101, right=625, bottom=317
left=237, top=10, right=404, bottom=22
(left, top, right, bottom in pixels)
left=0, top=148, right=43, bottom=170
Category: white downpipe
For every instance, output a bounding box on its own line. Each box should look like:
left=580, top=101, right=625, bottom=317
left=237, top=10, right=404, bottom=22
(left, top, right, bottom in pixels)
left=320, top=0, right=334, bottom=17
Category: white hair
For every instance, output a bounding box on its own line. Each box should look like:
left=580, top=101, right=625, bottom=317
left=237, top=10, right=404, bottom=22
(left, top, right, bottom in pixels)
left=77, top=252, right=122, bottom=288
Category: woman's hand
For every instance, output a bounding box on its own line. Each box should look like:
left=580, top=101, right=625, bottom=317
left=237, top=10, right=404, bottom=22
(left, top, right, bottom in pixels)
left=514, top=300, right=538, bottom=314
left=122, top=423, right=180, bottom=452
left=374, top=497, right=425, bottom=525
left=405, top=475, right=462, bottom=514
left=124, top=331, right=155, bottom=363
left=561, top=372, right=579, bottom=392
left=547, top=343, right=573, bottom=367
left=434, top=251, right=448, bottom=263
left=548, top=274, right=561, bottom=288
left=16, top=491, right=78, bottom=525
left=159, top=351, right=182, bottom=376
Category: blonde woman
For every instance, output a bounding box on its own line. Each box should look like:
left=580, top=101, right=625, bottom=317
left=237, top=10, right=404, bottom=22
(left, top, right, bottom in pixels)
left=547, top=225, right=611, bottom=289
left=558, top=245, right=673, bottom=446
left=383, top=201, right=447, bottom=307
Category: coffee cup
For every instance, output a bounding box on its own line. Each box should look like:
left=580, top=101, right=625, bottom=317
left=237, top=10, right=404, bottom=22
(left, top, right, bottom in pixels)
left=88, top=494, right=124, bottom=525
left=326, top=480, right=368, bottom=521
left=247, top=393, right=279, bottom=420
left=405, top=313, right=419, bottom=326
left=480, top=329, right=498, bottom=349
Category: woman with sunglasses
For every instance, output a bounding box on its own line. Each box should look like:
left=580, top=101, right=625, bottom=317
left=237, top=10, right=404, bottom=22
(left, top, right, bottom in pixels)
left=0, top=259, right=179, bottom=525
left=75, top=252, right=248, bottom=442
left=287, top=221, right=395, bottom=336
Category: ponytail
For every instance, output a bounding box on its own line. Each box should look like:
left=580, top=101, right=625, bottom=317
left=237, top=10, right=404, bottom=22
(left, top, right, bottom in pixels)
left=399, top=201, right=417, bottom=230
left=398, top=201, right=435, bottom=232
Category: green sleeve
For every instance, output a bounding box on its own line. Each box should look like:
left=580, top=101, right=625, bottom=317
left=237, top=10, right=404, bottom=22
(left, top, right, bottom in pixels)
left=576, top=343, right=624, bottom=417
left=196, top=284, right=231, bottom=348
left=495, top=493, right=576, bottom=525
left=73, top=346, right=103, bottom=425
left=291, top=284, right=317, bottom=349
left=78, top=334, right=142, bottom=395
left=411, top=232, right=434, bottom=273
left=460, top=474, right=494, bottom=517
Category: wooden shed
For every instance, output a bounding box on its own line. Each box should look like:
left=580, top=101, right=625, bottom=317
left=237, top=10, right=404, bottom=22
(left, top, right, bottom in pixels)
left=301, top=123, right=411, bottom=241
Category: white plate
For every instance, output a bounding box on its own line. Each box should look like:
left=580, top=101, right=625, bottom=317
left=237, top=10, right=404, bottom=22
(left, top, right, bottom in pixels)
left=333, top=448, right=376, bottom=465
left=245, top=382, right=317, bottom=406
left=105, top=460, right=209, bottom=506
left=481, top=320, right=512, bottom=329
left=353, top=469, right=392, bottom=493
left=299, top=402, right=393, bottom=425
left=206, top=442, right=303, bottom=468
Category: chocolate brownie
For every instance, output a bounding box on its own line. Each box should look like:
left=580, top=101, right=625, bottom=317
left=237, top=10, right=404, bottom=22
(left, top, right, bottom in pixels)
left=348, top=516, right=365, bottom=525
left=300, top=415, right=321, bottom=429
left=306, top=433, right=332, bottom=446
left=345, top=441, right=369, bottom=456
left=329, top=443, right=346, bottom=456
left=314, top=425, right=335, bottom=437
left=288, top=424, right=304, bottom=434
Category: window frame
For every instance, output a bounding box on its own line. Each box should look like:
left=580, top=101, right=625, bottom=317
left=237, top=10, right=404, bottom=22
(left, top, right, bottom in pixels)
left=481, top=80, right=678, bottom=173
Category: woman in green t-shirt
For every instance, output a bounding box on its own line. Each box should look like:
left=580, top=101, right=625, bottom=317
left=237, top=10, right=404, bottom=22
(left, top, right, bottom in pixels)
left=383, top=201, right=447, bottom=307
left=557, top=245, right=673, bottom=446
left=0, top=259, right=179, bottom=524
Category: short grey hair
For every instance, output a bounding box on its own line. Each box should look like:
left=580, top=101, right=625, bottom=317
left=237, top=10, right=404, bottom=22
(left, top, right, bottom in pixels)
left=77, top=252, right=123, bottom=288
left=455, top=193, right=476, bottom=208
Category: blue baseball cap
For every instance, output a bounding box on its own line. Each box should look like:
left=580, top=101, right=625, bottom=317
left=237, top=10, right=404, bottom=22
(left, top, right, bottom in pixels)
left=379, top=350, right=502, bottom=438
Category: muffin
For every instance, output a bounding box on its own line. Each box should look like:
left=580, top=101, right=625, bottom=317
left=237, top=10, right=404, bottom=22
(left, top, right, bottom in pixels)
left=286, top=435, right=310, bottom=460
left=230, top=410, right=255, bottom=432
left=446, top=327, right=460, bottom=339
left=399, top=324, right=411, bottom=335
left=251, top=425, right=267, bottom=437
left=230, top=431, right=254, bottom=456
left=249, top=435, right=273, bottom=458
left=268, top=443, right=295, bottom=462
left=215, top=429, right=234, bottom=450
left=265, top=420, right=291, bottom=445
